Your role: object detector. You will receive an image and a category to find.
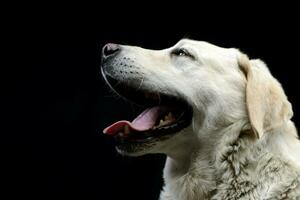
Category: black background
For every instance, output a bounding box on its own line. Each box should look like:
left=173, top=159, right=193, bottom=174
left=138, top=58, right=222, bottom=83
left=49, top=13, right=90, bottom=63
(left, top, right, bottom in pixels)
left=2, top=9, right=300, bottom=200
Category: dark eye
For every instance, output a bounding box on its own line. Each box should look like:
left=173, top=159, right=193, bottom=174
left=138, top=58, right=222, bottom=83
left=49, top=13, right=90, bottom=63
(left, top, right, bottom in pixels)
left=172, top=48, right=193, bottom=58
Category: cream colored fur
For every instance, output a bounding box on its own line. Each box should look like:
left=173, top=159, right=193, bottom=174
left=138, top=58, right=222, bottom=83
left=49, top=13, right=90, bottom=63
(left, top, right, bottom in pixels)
left=106, top=39, right=300, bottom=199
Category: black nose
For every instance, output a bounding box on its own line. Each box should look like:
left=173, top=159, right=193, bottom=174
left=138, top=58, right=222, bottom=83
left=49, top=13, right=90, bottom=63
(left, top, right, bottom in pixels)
left=102, top=43, right=120, bottom=58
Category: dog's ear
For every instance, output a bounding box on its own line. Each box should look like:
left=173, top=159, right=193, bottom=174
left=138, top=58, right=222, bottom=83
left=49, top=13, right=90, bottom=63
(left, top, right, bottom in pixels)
left=238, top=54, right=293, bottom=139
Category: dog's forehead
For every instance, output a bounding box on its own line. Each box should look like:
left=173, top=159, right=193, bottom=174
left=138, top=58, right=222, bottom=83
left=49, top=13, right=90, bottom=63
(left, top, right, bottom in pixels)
left=176, top=39, right=227, bottom=51
left=175, top=39, right=238, bottom=59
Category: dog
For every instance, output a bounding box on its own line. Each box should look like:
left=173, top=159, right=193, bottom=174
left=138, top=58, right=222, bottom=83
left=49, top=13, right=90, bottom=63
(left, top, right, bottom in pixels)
left=101, top=39, right=300, bottom=199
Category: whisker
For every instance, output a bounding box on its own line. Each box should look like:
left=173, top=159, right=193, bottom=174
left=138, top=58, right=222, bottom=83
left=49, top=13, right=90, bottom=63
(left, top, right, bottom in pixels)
left=137, top=76, right=145, bottom=91
left=157, top=92, right=161, bottom=104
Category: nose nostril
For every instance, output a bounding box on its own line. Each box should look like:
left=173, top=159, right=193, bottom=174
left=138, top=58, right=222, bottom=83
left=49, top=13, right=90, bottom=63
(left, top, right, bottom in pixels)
left=103, top=43, right=120, bottom=57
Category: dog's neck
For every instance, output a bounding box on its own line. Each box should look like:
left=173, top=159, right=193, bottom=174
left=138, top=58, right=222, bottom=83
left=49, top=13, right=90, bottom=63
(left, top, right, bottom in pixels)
left=160, top=120, right=247, bottom=199
left=160, top=120, right=300, bottom=200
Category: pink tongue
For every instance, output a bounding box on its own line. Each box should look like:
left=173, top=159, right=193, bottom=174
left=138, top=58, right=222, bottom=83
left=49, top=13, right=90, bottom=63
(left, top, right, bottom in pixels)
left=103, top=106, right=161, bottom=136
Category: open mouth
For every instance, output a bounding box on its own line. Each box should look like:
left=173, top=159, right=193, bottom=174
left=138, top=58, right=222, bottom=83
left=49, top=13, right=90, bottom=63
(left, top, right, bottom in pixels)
left=102, top=75, right=193, bottom=146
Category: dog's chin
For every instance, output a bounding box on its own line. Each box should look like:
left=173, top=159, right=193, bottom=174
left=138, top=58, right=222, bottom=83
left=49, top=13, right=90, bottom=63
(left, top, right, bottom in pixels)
left=116, top=146, right=154, bottom=157
left=114, top=135, right=171, bottom=156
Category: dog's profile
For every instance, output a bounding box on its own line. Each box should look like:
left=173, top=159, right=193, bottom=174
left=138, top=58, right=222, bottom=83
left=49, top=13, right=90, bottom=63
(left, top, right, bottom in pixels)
left=101, top=39, right=300, bottom=199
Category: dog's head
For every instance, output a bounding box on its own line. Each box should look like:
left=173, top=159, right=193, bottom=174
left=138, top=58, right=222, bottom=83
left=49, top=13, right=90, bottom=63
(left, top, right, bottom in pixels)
left=101, top=39, right=293, bottom=156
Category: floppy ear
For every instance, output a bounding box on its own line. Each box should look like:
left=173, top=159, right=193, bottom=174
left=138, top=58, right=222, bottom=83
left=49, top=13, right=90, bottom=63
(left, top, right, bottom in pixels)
left=238, top=54, right=293, bottom=139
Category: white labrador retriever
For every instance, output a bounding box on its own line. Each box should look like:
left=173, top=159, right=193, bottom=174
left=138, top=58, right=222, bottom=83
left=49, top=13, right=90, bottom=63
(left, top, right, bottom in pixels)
left=101, top=39, right=300, bottom=199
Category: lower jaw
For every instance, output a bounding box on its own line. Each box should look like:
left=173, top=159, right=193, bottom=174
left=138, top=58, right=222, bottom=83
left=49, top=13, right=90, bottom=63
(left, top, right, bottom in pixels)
left=108, top=94, right=194, bottom=155
left=115, top=126, right=194, bottom=156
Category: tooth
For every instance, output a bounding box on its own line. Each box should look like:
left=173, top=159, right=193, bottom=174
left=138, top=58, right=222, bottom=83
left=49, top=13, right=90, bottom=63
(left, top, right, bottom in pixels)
left=124, top=125, right=130, bottom=134
left=159, top=119, right=164, bottom=126
left=165, top=115, right=169, bottom=121
left=168, top=112, right=174, bottom=120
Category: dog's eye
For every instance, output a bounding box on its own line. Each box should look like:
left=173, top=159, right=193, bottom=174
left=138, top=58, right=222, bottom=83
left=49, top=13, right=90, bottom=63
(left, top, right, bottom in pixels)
left=172, top=48, right=193, bottom=58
